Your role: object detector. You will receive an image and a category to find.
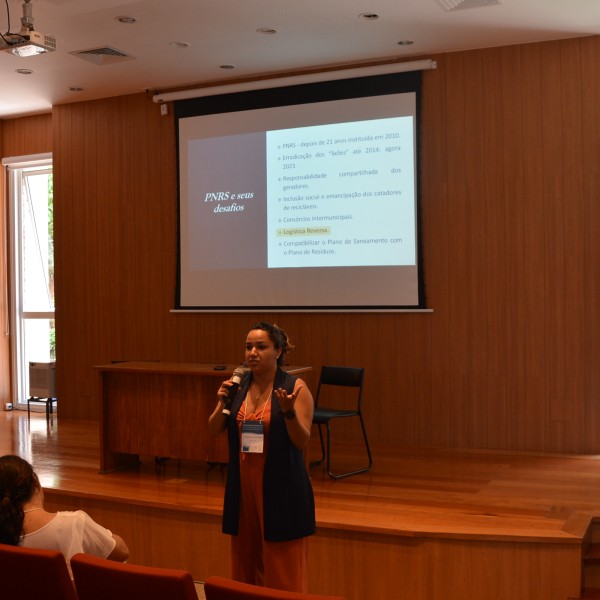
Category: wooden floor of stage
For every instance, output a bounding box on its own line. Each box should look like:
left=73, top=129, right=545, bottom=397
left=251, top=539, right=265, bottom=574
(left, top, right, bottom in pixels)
left=5, top=409, right=600, bottom=543
left=3, top=409, right=600, bottom=599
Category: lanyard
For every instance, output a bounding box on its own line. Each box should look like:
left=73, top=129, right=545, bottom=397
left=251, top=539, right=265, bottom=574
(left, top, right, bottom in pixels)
left=242, top=388, right=272, bottom=423
left=240, top=389, right=271, bottom=454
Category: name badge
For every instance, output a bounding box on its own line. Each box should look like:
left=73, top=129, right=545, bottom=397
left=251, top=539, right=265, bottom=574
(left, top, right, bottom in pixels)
left=241, top=421, right=264, bottom=453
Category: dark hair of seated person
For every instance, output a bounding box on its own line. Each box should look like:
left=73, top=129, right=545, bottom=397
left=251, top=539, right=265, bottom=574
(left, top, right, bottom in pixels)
left=0, top=454, right=39, bottom=545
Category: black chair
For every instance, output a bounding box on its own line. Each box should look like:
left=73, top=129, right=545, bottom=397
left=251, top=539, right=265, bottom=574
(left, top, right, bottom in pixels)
left=27, top=396, right=58, bottom=423
left=310, top=366, right=372, bottom=480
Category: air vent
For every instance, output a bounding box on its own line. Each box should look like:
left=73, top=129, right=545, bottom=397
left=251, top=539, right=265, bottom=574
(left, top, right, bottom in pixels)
left=69, top=46, right=134, bottom=65
left=436, top=0, right=501, bottom=10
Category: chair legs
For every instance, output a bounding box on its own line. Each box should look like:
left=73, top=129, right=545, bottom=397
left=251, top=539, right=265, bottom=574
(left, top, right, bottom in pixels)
left=312, top=417, right=373, bottom=480
left=27, top=397, right=57, bottom=424
left=310, top=424, right=327, bottom=467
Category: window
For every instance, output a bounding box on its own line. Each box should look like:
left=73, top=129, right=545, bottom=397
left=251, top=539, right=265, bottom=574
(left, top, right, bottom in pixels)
left=3, top=153, right=54, bottom=408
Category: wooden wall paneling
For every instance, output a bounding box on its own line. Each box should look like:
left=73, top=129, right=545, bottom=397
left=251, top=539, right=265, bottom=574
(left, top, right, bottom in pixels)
left=374, top=313, right=412, bottom=445
left=82, top=100, right=108, bottom=421
left=481, top=47, right=509, bottom=450
left=404, top=314, right=426, bottom=446
left=411, top=312, right=434, bottom=447
left=47, top=37, right=600, bottom=451
left=27, top=114, right=52, bottom=152
left=540, top=42, right=569, bottom=452
left=461, top=50, right=490, bottom=449
left=197, top=315, right=222, bottom=364
left=499, top=44, right=528, bottom=451
left=129, top=96, right=161, bottom=361
left=309, top=531, right=426, bottom=600
left=93, top=99, right=116, bottom=379
left=133, top=96, right=154, bottom=349
left=116, top=95, right=146, bottom=363
left=55, top=104, right=95, bottom=420
left=404, top=64, right=436, bottom=445
left=99, top=94, right=164, bottom=367
left=2, top=114, right=52, bottom=157
left=580, top=37, right=600, bottom=452
left=155, top=104, right=175, bottom=358
left=148, top=98, right=177, bottom=363
left=77, top=103, right=100, bottom=420
left=222, top=316, right=250, bottom=365
left=557, top=39, right=587, bottom=452
left=365, top=314, right=389, bottom=444
left=442, top=52, right=471, bottom=449
left=518, top=43, right=548, bottom=451
left=428, top=539, right=580, bottom=600
left=105, top=97, right=129, bottom=366
left=102, top=95, right=132, bottom=367
left=501, top=46, right=527, bottom=449
left=417, top=56, right=449, bottom=448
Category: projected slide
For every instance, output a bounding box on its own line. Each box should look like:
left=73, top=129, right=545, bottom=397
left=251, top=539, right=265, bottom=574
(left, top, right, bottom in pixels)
left=266, top=117, right=415, bottom=268
left=176, top=72, right=424, bottom=310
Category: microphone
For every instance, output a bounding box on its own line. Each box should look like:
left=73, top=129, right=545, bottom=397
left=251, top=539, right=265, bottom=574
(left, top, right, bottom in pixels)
left=222, top=367, right=246, bottom=416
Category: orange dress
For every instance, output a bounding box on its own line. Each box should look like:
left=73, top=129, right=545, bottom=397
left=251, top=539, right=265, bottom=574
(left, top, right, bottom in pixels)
left=231, top=397, right=309, bottom=592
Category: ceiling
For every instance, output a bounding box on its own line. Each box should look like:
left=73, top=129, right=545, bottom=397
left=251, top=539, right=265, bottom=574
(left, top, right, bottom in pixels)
left=1, top=0, right=599, bottom=119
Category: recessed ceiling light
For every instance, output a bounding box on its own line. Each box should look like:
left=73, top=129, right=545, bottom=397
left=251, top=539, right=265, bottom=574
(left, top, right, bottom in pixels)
left=15, top=68, right=33, bottom=75
left=116, top=16, right=137, bottom=24
left=359, top=12, right=379, bottom=20
left=397, top=40, right=414, bottom=46
left=257, top=27, right=277, bottom=35
left=220, top=64, right=236, bottom=70
left=169, top=41, right=190, bottom=49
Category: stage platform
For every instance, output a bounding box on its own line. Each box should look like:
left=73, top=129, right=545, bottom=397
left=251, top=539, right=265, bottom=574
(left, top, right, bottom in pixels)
left=2, top=410, right=599, bottom=600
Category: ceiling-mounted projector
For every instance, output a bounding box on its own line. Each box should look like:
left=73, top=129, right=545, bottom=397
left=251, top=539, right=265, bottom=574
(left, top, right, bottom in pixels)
left=0, top=31, right=56, bottom=56
left=0, top=0, right=56, bottom=56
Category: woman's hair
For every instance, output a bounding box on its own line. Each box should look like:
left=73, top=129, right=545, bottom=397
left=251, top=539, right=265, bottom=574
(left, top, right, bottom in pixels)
left=251, top=322, right=294, bottom=366
left=0, top=455, right=39, bottom=545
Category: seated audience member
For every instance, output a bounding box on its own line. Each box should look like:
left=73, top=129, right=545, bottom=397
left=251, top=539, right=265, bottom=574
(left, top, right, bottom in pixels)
left=0, top=454, right=129, bottom=565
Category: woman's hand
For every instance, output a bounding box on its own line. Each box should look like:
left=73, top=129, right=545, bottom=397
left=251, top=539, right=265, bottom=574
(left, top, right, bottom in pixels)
left=274, top=385, right=303, bottom=412
left=278, top=380, right=313, bottom=449
left=217, top=378, right=237, bottom=403
left=209, top=377, right=236, bottom=435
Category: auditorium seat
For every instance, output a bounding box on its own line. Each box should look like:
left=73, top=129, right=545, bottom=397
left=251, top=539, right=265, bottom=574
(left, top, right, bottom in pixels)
left=204, top=575, right=347, bottom=600
left=310, top=365, right=372, bottom=479
left=0, top=543, right=78, bottom=600
left=70, top=553, right=198, bottom=600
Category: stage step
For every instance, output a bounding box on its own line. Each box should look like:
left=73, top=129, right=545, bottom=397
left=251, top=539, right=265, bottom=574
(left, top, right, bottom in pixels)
left=581, top=532, right=600, bottom=599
